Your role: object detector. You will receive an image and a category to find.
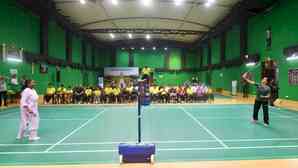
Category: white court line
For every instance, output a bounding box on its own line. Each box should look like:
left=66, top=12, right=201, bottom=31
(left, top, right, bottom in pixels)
left=2, top=137, right=298, bottom=146
left=44, top=109, right=106, bottom=152
left=2, top=145, right=298, bottom=155
left=179, top=106, right=229, bottom=149
left=0, top=118, right=88, bottom=121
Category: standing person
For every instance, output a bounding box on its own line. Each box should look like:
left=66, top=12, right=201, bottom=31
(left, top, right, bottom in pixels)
left=242, top=73, right=271, bottom=126
left=0, top=76, right=8, bottom=107
left=17, top=79, right=40, bottom=141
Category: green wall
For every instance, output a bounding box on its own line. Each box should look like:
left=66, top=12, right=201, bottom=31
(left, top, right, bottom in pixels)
left=200, top=0, right=298, bottom=101
left=0, top=0, right=40, bottom=53
left=115, top=48, right=200, bottom=85
left=211, top=37, right=221, bottom=64
left=0, top=0, right=100, bottom=94
left=48, top=21, right=66, bottom=60
left=72, top=36, right=82, bottom=64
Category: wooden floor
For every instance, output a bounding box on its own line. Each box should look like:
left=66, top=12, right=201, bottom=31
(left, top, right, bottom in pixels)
left=5, top=159, right=298, bottom=168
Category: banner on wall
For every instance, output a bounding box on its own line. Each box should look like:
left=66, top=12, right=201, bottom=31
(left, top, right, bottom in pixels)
left=104, top=67, right=139, bottom=77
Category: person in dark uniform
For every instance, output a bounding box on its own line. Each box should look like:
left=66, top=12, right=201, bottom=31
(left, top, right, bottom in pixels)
left=242, top=73, right=271, bottom=126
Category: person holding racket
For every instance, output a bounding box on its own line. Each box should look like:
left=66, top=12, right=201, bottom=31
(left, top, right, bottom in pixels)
left=242, top=73, right=271, bottom=127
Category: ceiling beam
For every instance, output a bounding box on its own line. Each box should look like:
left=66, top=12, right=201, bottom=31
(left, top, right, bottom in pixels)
left=56, top=0, right=233, bottom=8
left=80, top=17, right=211, bottom=29
left=82, top=28, right=206, bottom=35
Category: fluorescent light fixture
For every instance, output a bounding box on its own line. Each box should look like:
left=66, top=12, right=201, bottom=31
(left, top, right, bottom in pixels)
left=205, top=0, right=215, bottom=7
left=174, top=0, right=183, bottom=6
left=142, top=0, right=152, bottom=6
left=111, top=0, right=118, bottom=5
left=141, top=47, right=145, bottom=50
left=121, top=47, right=125, bottom=50
left=164, top=47, right=168, bottom=51
left=246, top=62, right=256, bottom=67
left=79, top=0, right=86, bottom=4
left=286, top=54, right=298, bottom=61
left=6, top=57, right=22, bottom=63
left=109, top=33, right=115, bottom=39
left=131, top=47, right=135, bottom=50
left=153, top=46, right=156, bottom=50
left=146, top=34, right=151, bottom=40
left=128, top=33, right=132, bottom=39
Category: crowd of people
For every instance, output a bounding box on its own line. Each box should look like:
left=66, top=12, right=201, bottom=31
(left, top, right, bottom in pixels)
left=43, top=82, right=214, bottom=105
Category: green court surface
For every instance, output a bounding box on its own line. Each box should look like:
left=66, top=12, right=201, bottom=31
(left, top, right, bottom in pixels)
left=0, top=104, right=298, bottom=166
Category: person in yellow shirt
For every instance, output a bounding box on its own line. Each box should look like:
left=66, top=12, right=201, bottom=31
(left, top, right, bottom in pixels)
left=207, top=87, right=214, bottom=103
left=141, top=66, right=152, bottom=83
left=93, top=87, right=101, bottom=104
left=84, top=87, right=93, bottom=104
left=125, top=85, right=134, bottom=103
left=186, top=86, right=193, bottom=103
left=104, top=85, right=112, bottom=103
left=56, top=84, right=66, bottom=104
left=112, top=86, right=121, bottom=104
left=44, top=83, right=55, bottom=104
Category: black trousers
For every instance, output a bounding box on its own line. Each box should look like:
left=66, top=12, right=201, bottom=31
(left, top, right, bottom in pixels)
left=242, top=84, right=249, bottom=98
left=0, top=91, right=8, bottom=106
left=253, top=100, right=269, bottom=124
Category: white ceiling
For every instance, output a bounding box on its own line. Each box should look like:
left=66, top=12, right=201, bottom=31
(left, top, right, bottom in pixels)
left=54, top=0, right=241, bottom=43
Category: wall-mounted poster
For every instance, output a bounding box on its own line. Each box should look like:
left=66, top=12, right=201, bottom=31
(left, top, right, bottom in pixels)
left=288, top=69, right=298, bottom=85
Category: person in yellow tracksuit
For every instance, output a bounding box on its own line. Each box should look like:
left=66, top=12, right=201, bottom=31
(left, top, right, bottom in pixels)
left=93, top=87, right=101, bottom=104
left=44, top=83, right=56, bottom=104
left=112, top=86, right=121, bottom=104
left=186, top=86, right=193, bottom=103
left=104, top=86, right=112, bottom=103
left=84, top=87, right=93, bottom=104
left=125, top=85, right=133, bottom=103
left=56, top=84, right=66, bottom=104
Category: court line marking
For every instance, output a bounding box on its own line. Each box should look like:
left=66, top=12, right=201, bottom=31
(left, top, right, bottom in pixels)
left=0, top=118, right=88, bottom=121
left=2, top=145, right=298, bottom=155
left=3, top=137, right=298, bottom=146
left=179, top=106, right=229, bottom=149
left=44, top=109, right=106, bottom=152
left=270, top=106, right=298, bottom=121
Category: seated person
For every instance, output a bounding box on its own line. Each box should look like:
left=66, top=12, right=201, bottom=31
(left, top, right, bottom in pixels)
left=73, top=85, right=84, bottom=104
left=84, top=87, right=93, bottom=104
left=65, top=86, right=73, bottom=104
left=93, top=87, right=102, bottom=104
left=56, top=84, right=66, bottom=104
left=44, top=83, right=56, bottom=104
left=112, top=86, right=121, bottom=104
left=125, top=85, right=134, bottom=103
left=104, top=85, right=112, bottom=103
left=186, top=86, right=194, bottom=103
left=207, top=87, right=214, bottom=103
left=159, top=87, right=169, bottom=103
left=169, top=87, right=178, bottom=103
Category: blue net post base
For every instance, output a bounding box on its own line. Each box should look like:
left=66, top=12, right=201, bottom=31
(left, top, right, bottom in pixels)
left=118, top=143, right=156, bottom=164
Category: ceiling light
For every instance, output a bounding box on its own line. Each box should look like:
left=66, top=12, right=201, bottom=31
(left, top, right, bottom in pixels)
left=146, top=34, right=151, bottom=40
left=128, top=33, right=133, bottom=39
left=109, top=33, right=115, bottom=39
left=141, top=47, right=145, bottom=50
left=205, top=0, right=215, bottom=7
left=131, top=47, right=135, bottom=50
left=174, top=0, right=183, bottom=6
left=142, top=0, right=152, bottom=7
left=111, top=0, right=118, bottom=5
left=246, top=62, right=256, bottom=67
left=121, top=47, right=125, bottom=50
left=287, top=54, right=298, bottom=61
left=153, top=46, right=156, bottom=50
left=164, top=47, right=168, bottom=51
left=79, top=0, right=86, bottom=4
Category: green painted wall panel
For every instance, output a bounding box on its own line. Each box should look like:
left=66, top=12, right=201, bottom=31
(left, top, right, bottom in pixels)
left=185, top=49, right=199, bottom=68
left=225, top=25, right=240, bottom=60
left=116, top=49, right=129, bottom=67
left=72, top=36, right=82, bottom=64
left=48, top=21, right=66, bottom=60
left=211, top=37, right=221, bottom=64
left=0, top=0, right=40, bottom=53
left=169, top=49, right=181, bottom=70
left=133, top=49, right=165, bottom=68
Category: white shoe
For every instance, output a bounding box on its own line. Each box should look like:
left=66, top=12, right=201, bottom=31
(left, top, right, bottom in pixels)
left=29, top=137, right=40, bottom=141
left=16, top=136, right=22, bottom=140
left=263, top=123, right=269, bottom=127
left=251, top=119, right=258, bottom=124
